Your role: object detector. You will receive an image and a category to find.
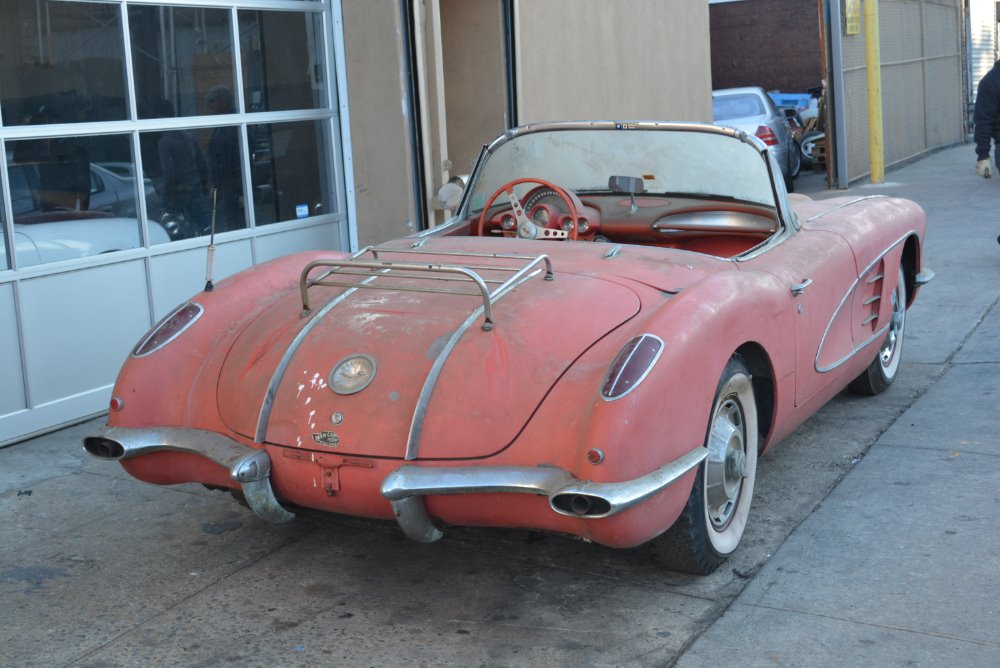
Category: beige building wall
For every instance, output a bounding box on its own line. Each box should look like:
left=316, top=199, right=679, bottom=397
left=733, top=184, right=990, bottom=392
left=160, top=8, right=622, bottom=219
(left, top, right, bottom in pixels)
left=441, top=0, right=509, bottom=178
left=514, top=0, right=712, bottom=123
left=341, top=0, right=418, bottom=246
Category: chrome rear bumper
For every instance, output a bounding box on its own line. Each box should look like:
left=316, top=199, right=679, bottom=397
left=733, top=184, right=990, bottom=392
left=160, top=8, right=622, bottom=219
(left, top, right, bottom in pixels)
left=83, top=425, right=294, bottom=524
left=380, top=446, right=707, bottom=543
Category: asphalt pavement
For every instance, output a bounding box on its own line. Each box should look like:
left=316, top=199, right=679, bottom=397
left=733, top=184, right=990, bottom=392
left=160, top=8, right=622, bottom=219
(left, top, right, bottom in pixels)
left=1, top=144, right=998, bottom=667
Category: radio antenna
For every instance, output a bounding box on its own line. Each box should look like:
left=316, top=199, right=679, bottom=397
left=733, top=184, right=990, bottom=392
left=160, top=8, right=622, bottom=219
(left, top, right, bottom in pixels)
left=204, top=187, right=218, bottom=292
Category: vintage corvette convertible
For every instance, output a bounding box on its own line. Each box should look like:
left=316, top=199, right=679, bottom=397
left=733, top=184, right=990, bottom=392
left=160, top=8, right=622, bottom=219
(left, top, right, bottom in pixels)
left=85, top=122, right=932, bottom=574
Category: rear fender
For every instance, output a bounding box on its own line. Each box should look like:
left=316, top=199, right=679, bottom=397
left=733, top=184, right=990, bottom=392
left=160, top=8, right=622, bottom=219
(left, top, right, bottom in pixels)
left=109, top=251, right=342, bottom=433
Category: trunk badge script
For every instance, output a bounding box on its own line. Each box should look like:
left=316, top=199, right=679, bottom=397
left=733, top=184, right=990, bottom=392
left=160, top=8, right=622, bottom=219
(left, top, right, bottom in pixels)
left=312, top=431, right=340, bottom=447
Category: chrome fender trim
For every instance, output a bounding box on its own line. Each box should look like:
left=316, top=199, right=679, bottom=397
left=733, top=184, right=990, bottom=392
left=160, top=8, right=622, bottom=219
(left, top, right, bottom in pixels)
left=381, top=446, right=707, bottom=542
left=83, top=425, right=294, bottom=524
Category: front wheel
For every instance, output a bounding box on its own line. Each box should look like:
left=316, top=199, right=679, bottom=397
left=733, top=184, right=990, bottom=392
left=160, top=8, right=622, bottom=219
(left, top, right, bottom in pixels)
left=650, top=355, right=758, bottom=574
left=849, top=267, right=906, bottom=396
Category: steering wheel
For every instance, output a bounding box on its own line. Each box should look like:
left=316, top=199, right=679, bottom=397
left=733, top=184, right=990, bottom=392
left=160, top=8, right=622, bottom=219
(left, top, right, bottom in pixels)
left=475, top=178, right=580, bottom=240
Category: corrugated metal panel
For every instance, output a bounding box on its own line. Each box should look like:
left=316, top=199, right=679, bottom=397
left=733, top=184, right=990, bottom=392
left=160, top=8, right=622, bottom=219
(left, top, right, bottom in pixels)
left=969, top=0, right=997, bottom=100
left=840, top=0, right=963, bottom=182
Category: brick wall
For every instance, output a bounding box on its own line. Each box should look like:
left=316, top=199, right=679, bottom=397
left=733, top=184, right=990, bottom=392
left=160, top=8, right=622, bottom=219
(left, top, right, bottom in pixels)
left=709, top=0, right=823, bottom=93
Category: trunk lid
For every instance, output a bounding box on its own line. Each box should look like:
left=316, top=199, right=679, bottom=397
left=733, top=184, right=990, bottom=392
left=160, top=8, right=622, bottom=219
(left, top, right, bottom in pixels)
left=217, top=248, right=642, bottom=459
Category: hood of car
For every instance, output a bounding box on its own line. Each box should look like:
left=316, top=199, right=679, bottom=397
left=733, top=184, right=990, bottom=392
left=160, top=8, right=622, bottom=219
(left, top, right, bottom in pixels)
left=217, top=248, right=649, bottom=460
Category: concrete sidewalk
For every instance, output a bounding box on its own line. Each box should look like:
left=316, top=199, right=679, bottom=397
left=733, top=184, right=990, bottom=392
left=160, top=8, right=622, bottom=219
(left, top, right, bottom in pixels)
left=679, top=148, right=1000, bottom=666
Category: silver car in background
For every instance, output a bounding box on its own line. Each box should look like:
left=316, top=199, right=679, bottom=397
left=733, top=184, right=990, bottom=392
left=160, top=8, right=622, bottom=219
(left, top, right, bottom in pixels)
left=712, top=86, right=800, bottom=192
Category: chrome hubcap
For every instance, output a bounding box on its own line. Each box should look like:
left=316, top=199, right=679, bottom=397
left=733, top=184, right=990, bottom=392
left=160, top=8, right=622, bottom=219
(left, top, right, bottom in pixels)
left=880, top=286, right=904, bottom=368
left=705, top=398, right=746, bottom=529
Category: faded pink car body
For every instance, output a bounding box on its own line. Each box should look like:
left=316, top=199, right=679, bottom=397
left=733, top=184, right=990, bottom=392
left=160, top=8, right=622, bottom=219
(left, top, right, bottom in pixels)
left=85, top=122, right=929, bottom=558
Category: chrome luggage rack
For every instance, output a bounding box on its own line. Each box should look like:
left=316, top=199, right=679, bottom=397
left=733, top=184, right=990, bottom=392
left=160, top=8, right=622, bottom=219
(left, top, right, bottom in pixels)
left=298, top=245, right=554, bottom=330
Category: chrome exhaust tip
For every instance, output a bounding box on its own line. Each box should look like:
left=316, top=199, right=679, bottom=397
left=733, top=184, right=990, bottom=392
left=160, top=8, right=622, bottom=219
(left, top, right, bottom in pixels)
left=551, top=493, right=612, bottom=517
left=83, top=436, right=125, bottom=460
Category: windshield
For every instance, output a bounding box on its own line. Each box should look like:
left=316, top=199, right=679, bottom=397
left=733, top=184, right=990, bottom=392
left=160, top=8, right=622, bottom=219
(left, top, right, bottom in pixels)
left=466, top=125, right=775, bottom=215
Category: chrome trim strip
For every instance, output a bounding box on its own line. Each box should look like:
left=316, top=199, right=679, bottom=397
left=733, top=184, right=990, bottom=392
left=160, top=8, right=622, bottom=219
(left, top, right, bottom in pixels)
left=255, top=280, right=374, bottom=442
left=404, top=255, right=552, bottom=460
left=255, top=248, right=379, bottom=443
left=383, top=466, right=576, bottom=500
left=805, top=196, right=888, bottom=223
left=483, top=120, right=743, bottom=155
left=83, top=426, right=294, bottom=524
left=814, top=232, right=910, bottom=373
left=381, top=446, right=708, bottom=541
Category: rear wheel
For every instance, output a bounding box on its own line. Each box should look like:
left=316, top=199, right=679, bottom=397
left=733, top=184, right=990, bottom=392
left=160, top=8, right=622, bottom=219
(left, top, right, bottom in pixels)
left=789, top=139, right=802, bottom=179
left=849, top=268, right=906, bottom=396
left=800, top=131, right=824, bottom=167
left=651, top=355, right=758, bottom=574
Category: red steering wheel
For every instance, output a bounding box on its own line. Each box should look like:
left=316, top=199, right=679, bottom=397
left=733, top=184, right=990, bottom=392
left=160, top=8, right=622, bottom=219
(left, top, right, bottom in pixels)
left=475, top=178, right=580, bottom=241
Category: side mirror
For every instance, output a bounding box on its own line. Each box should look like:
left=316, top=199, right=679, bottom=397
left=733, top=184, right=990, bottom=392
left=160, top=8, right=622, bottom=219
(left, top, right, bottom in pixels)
left=436, top=175, right=466, bottom=210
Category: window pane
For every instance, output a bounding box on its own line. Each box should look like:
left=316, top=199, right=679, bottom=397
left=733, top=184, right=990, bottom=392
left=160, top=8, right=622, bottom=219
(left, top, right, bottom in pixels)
left=251, top=121, right=334, bottom=226
left=6, top=134, right=162, bottom=267
left=0, top=1, right=128, bottom=126
left=141, top=124, right=247, bottom=242
left=129, top=6, right=236, bottom=120
left=239, top=11, right=325, bottom=113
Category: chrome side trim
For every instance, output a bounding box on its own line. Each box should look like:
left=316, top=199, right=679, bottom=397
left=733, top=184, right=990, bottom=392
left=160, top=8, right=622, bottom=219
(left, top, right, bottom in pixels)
left=252, top=246, right=379, bottom=443
left=805, top=196, right=888, bottom=222
left=381, top=446, right=708, bottom=542
left=404, top=255, right=553, bottom=460
left=255, top=275, right=380, bottom=443
left=83, top=425, right=294, bottom=524
left=814, top=232, right=910, bottom=373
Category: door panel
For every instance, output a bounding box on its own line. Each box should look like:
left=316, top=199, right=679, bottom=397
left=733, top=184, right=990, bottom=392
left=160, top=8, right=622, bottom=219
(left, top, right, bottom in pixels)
left=744, top=228, right=857, bottom=405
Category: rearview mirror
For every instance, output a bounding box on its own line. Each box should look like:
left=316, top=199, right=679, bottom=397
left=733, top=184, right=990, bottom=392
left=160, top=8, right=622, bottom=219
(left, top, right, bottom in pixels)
left=608, top=175, right=645, bottom=195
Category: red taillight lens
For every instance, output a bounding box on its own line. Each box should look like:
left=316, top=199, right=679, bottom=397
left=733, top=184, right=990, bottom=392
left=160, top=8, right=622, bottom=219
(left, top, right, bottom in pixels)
left=755, top=125, right=779, bottom=146
left=131, top=302, right=204, bottom=357
left=601, top=334, right=664, bottom=400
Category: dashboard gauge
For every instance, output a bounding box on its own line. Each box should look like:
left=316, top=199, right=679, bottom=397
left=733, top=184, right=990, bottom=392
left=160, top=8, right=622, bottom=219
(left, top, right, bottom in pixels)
left=532, top=207, right=550, bottom=226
